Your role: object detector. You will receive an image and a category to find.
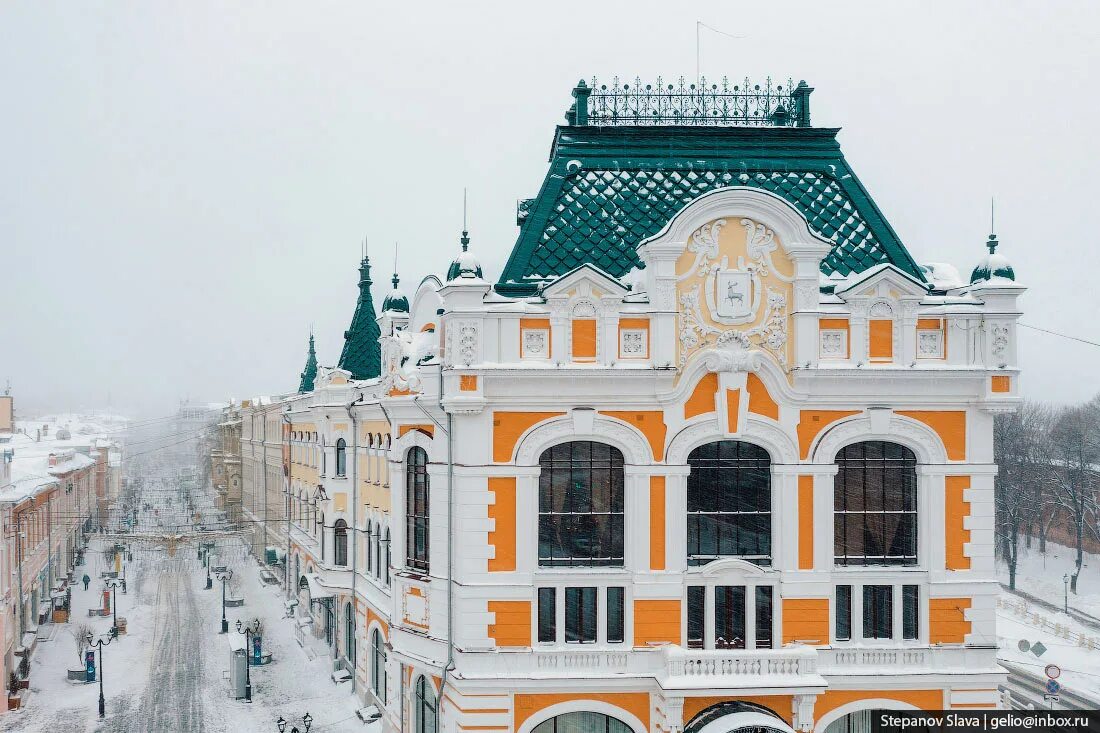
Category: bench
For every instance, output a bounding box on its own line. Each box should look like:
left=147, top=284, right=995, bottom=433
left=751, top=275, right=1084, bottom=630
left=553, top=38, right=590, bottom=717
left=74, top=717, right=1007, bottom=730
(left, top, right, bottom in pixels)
left=330, top=668, right=352, bottom=684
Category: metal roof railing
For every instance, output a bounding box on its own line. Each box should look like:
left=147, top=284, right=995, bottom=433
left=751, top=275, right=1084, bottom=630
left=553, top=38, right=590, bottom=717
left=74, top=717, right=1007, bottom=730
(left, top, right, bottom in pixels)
left=568, top=76, right=813, bottom=128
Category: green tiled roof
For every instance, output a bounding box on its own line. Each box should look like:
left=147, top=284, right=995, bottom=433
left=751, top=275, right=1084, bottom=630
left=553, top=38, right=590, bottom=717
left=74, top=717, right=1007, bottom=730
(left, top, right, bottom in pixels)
left=498, top=125, right=923, bottom=295
left=338, top=256, right=382, bottom=380
left=298, top=333, right=318, bottom=393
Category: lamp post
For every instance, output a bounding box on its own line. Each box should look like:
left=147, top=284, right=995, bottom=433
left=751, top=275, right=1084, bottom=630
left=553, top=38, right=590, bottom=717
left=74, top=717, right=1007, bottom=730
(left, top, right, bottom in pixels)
left=235, top=619, right=259, bottom=702
left=86, top=631, right=113, bottom=718
left=1063, top=573, right=1070, bottom=614
left=214, top=568, right=233, bottom=633
left=104, top=578, right=122, bottom=638
left=205, top=547, right=213, bottom=590
left=276, top=712, right=313, bottom=733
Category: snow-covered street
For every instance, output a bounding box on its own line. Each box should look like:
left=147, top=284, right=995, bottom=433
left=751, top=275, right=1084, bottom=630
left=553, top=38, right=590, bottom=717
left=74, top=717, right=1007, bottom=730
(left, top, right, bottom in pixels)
left=1, top=472, right=364, bottom=733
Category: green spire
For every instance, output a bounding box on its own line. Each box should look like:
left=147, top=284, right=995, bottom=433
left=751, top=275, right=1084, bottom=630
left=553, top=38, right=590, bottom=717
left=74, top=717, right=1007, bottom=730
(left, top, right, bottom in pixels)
left=338, top=254, right=382, bottom=379
left=298, top=332, right=318, bottom=393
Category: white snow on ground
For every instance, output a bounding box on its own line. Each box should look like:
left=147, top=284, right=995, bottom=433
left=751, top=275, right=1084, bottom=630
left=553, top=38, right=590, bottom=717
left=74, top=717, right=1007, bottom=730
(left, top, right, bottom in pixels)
left=3, top=539, right=363, bottom=732
left=999, top=538, right=1100, bottom=615
left=997, top=538, right=1100, bottom=703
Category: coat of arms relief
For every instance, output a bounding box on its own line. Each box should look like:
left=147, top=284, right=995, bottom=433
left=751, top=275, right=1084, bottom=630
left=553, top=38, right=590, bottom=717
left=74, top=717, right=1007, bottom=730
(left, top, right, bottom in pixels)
left=677, top=217, right=794, bottom=368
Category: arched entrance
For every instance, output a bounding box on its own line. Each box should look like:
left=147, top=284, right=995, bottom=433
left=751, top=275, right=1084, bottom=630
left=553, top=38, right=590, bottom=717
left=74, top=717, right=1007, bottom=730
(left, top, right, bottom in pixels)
left=686, top=702, right=795, bottom=733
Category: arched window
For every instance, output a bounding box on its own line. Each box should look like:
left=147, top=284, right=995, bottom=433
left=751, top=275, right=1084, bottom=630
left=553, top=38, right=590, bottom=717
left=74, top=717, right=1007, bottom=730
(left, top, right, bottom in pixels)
left=687, top=441, right=772, bottom=566
left=344, top=602, right=355, bottom=665
left=834, top=441, right=917, bottom=566
left=382, top=527, right=391, bottom=586
left=533, top=712, right=633, bottom=733
left=371, top=628, right=387, bottom=703
left=406, top=447, right=430, bottom=573
left=318, top=512, right=325, bottom=563
left=538, top=441, right=624, bottom=567
left=374, top=523, right=383, bottom=579
left=336, top=438, right=347, bottom=477
left=334, top=519, right=348, bottom=566
left=414, top=676, right=437, bottom=733
left=365, top=522, right=374, bottom=574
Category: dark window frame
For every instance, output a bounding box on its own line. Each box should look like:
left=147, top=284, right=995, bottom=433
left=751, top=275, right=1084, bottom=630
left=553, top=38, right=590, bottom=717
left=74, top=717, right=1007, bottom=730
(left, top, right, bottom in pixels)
left=687, top=441, right=772, bottom=567
left=834, top=441, right=918, bottom=566
left=405, top=447, right=430, bottom=573
left=335, top=438, right=347, bottom=477
left=538, top=441, right=625, bottom=567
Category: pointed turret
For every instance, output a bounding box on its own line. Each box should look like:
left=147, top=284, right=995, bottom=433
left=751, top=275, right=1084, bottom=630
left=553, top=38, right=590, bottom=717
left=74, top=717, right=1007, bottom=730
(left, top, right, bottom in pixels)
left=298, top=332, right=319, bottom=393
left=338, top=255, right=382, bottom=379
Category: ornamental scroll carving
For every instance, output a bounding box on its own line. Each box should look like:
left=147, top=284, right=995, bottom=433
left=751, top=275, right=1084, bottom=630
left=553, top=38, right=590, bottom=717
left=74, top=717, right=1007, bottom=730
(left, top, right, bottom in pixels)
left=676, top=217, right=792, bottom=369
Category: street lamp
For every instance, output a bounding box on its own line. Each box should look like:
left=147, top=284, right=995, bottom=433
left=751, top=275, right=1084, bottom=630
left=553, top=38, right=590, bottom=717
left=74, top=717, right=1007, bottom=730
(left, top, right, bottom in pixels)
left=214, top=568, right=233, bottom=633
left=86, top=631, right=113, bottom=718
left=235, top=619, right=260, bottom=702
left=205, top=547, right=213, bottom=590
left=276, top=712, right=313, bottom=733
left=104, top=577, right=122, bottom=638
left=1063, top=573, right=1070, bottom=613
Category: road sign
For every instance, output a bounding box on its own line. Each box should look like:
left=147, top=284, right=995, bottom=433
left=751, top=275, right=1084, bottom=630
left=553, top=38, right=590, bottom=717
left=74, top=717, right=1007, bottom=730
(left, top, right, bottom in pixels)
left=1017, top=640, right=1031, bottom=652
left=1045, top=664, right=1062, bottom=680
left=1046, top=679, right=1061, bottom=694
left=1031, top=641, right=1048, bottom=657
left=1044, top=694, right=1059, bottom=703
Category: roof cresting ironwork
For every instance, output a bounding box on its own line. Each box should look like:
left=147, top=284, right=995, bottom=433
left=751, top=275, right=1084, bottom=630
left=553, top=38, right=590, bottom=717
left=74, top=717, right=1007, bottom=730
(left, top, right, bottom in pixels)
left=568, top=76, right=813, bottom=128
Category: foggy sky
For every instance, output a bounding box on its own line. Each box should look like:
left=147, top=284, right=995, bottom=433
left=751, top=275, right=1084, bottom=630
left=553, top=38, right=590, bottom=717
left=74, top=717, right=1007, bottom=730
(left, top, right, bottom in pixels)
left=2, top=1, right=1097, bottom=418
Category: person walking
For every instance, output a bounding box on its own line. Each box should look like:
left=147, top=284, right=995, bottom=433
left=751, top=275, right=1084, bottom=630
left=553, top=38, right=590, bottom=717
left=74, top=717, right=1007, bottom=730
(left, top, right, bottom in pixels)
left=82, top=574, right=91, bottom=591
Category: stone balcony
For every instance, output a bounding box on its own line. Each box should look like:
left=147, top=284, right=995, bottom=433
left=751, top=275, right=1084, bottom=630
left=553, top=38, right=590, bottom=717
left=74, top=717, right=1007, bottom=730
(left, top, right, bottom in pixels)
left=452, top=643, right=1001, bottom=690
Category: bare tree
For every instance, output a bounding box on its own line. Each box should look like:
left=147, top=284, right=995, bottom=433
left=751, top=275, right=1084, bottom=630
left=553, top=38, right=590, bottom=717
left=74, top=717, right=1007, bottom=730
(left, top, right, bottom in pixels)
left=70, top=623, right=94, bottom=665
left=1045, top=395, right=1100, bottom=594
left=994, top=401, right=1052, bottom=589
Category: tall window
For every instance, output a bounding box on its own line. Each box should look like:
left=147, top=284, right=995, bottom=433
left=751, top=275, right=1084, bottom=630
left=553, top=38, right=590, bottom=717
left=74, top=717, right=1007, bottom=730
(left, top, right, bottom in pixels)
left=336, top=438, right=347, bottom=477
left=686, top=583, right=775, bottom=650
left=687, top=441, right=772, bottom=566
left=382, top=527, right=391, bottom=585
left=834, top=441, right=917, bottom=565
left=365, top=523, right=374, bottom=574
left=371, top=629, right=387, bottom=702
left=538, top=442, right=624, bottom=567
left=533, top=713, right=632, bottom=733
left=344, top=602, right=355, bottom=664
left=333, top=517, right=347, bottom=566
left=406, top=447, right=430, bottom=572
left=414, top=676, right=437, bottom=733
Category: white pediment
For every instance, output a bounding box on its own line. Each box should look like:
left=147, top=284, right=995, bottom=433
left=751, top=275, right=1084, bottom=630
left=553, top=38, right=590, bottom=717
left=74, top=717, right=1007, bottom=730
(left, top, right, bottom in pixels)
left=540, top=263, right=628, bottom=300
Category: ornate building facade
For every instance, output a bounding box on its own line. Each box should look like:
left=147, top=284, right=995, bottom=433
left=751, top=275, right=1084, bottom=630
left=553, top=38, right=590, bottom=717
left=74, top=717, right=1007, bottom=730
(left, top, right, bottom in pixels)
left=238, top=78, right=1022, bottom=733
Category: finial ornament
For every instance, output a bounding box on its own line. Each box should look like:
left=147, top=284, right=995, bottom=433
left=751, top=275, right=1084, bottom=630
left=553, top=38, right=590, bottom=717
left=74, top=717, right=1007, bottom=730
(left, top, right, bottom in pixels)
left=986, top=233, right=998, bottom=254
left=461, top=188, right=470, bottom=251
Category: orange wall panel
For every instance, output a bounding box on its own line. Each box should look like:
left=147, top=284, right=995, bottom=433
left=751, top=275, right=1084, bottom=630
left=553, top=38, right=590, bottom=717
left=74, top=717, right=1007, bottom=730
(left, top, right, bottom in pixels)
left=781, top=598, right=829, bottom=645
left=515, top=693, right=650, bottom=732
left=649, top=476, right=666, bottom=571
left=929, top=598, right=971, bottom=643
left=633, top=599, right=681, bottom=647
left=897, top=410, right=967, bottom=461
left=945, top=476, right=971, bottom=570
left=684, top=373, right=719, bottom=419
left=572, top=319, right=597, bottom=361
left=726, top=389, right=741, bottom=433
left=746, top=373, right=780, bottom=420
left=487, top=600, right=531, bottom=647
left=797, top=410, right=860, bottom=459
left=600, top=410, right=667, bottom=461
left=815, top=690, right=945, bottom=720
left=869, top=319, right=894, bottom=361
left=798, top=475, right=814, bottom=570
left=459, top=375, right=478, bottom=392
left=487, top=477, right=517, bottom=572
left=492, top=411, right=565, bottom=463
left=398, top=424, right=435, bottom=438
left=991, top=375, right=1011, bottom=393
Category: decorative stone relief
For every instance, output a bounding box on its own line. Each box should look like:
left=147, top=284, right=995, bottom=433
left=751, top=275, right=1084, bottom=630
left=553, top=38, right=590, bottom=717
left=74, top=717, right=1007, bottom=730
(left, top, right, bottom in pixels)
left=666, top=413, right=799, bottom=464
left=514, top=416, right=649, bottom=465
left=991, top=323, right=1009, bottom=361
left=820, top=329, right=848, bottom=359
left=620, top=328, right=648, bottom=357
left=522, top=329, right=550, bottom=359
left=794, top=281, right=818, bottom=310
left=810, top=414, right=947, bottom=465
left=917, top=330, right=944, bottom=359
left=456, top=321, right=479, bottom=365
